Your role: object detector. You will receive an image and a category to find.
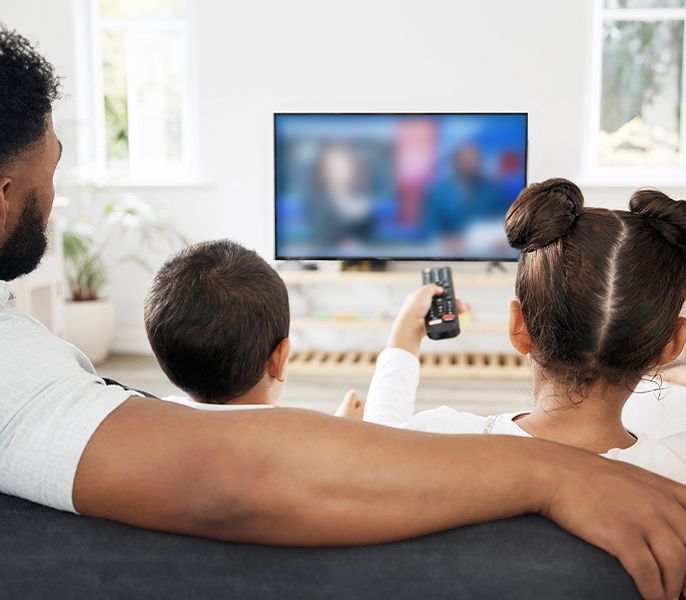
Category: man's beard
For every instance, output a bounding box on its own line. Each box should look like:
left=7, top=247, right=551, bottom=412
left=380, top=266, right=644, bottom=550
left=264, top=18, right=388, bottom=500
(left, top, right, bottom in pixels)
left=0, top=190, right=48, bottom=281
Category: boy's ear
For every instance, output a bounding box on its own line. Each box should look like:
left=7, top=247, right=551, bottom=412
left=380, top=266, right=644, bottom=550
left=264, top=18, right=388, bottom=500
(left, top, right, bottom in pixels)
left=268, top=338, right=291, bottom=382
left=508, top=300, right=532, bottom=356
left=0, top=177, right=11, bottom=236
left=658, top=317, right=686, bottom=367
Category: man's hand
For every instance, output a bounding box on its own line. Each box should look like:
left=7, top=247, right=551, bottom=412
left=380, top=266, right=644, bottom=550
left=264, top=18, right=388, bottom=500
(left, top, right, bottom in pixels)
left=388, top=284, right=468, bottom=356
left=539, top=446, right=686, bottom=600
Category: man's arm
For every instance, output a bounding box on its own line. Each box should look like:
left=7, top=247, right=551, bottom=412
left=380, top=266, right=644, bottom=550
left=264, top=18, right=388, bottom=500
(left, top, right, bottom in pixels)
left=74, top=396, right=686, bottom=600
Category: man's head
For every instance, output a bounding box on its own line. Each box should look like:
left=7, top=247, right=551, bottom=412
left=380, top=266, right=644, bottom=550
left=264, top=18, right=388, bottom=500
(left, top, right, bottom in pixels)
left=145, top=240, right=291, bottom=404
left=0, top=25, right=62, bottom=281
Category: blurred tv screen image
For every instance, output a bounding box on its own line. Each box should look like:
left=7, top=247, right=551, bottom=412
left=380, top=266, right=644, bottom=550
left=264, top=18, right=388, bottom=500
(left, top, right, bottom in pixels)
left=274, top=113, right=527, bottom=260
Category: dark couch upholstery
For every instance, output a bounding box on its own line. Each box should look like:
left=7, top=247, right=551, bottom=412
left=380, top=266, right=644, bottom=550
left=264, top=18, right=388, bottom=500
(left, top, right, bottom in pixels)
left=0, top=493, right=640, bottom=599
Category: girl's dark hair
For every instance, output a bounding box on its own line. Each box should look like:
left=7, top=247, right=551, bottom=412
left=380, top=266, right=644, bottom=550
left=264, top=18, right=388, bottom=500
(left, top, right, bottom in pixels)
left=504, top=178, right=686, bottom=393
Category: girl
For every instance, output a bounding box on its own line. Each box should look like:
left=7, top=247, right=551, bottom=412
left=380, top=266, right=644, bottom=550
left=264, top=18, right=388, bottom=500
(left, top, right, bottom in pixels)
left=356, top=178, right=686, bottom=483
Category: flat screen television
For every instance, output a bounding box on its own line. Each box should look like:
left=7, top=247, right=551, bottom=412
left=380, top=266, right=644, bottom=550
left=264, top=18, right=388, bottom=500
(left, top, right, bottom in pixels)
left=274, top=113, right=527, bottom=261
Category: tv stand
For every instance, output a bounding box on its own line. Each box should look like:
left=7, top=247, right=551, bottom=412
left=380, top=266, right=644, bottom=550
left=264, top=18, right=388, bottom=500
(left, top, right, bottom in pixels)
left=279, top=269, right=527, bottom=381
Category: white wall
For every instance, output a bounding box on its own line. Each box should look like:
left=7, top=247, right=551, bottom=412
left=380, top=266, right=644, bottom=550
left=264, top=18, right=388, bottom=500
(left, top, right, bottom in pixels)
left=2, top=0, right=682, bottom=352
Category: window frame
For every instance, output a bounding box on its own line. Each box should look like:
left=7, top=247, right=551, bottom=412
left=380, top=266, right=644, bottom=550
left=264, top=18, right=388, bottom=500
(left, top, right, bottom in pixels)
left=586, top=0, right=686, bottom=185
left=83, top=0, right=202, bottom=187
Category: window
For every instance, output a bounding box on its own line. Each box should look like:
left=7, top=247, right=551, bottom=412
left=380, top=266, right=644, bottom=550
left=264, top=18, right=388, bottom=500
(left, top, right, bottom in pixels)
left=592, top=0, right=686, bottom=177
left=91, top=0, right=197, bottom=182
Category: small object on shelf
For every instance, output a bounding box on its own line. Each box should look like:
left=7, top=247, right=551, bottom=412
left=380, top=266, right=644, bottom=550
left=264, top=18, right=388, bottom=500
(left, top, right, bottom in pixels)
left=341, top=260, right=388, bottom=272
left=334, top=312, right=359, bottom=321
left=487, top=260, right=509, bottom=274
left=277, top=261, right=319, bottom=271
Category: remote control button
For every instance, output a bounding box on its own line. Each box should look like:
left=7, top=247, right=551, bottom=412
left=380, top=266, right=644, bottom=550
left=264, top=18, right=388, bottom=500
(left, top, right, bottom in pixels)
left=442, top=314, right=456, bottom=321
left=428, top=318, right=442, bottom=326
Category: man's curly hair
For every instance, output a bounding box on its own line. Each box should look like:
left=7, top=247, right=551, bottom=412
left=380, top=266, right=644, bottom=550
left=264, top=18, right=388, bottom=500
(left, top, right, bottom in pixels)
left=0, top=25, right=60, bottom=168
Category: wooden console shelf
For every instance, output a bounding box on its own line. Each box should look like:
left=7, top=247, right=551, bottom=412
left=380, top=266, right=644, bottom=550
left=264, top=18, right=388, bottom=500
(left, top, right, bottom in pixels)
left=283, top=267, right=523, bottom=380
left=288, top=349, right=530, bottom=380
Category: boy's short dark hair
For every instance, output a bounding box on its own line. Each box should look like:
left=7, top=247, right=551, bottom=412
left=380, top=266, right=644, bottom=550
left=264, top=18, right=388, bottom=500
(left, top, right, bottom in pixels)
left=144, top=240, right=290, bottom=403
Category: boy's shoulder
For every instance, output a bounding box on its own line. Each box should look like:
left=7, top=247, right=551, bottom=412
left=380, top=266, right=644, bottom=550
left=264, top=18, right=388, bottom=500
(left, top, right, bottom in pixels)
left=160, top=396, right=274, bottom=411
left=406, top=406, right=489, bottom=434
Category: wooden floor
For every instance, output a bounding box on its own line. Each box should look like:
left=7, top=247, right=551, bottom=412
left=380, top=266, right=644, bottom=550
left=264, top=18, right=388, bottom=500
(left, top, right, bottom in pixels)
left=98, top=354, right=534, bottom=417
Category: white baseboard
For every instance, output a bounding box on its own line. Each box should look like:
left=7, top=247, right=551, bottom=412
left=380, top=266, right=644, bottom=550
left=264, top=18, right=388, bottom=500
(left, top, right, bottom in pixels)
left=111, top=325, right=153, bottom=355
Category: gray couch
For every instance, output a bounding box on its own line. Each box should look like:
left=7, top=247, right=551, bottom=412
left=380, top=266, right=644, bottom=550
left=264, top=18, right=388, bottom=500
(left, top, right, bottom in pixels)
left=0, top=492, right=640, bottom=599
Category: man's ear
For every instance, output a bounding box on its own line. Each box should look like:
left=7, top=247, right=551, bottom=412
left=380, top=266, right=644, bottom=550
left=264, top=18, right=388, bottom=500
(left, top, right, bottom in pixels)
left=0, top=176, right=11, bottom=235
left=658, top=317, right=686, bottom=366
left=508, top=300, right=532, bottom=356
left=267, top=338, right=291, bottom=382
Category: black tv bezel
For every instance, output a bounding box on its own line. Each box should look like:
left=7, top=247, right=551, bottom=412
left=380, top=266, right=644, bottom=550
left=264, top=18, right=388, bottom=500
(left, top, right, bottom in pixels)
left=273, top=111, right=528, bottom=262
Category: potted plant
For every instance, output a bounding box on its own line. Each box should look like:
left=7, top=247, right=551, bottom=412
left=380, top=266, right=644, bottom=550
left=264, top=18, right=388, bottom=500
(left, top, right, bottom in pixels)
left=62, top=195, right=185, bottom=364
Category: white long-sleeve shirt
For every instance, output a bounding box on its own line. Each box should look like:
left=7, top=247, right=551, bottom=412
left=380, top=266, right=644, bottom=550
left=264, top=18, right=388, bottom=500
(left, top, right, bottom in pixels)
left=364, top=348, right=686, bottom=484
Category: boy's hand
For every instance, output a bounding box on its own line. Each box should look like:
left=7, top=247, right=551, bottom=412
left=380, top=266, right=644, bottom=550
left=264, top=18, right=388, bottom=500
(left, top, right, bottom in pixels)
left=388, top=284, right=468, bottom=356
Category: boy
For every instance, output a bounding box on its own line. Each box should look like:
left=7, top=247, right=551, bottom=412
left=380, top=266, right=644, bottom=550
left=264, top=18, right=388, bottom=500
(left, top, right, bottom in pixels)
left=145, top=239, right=363, bottom=416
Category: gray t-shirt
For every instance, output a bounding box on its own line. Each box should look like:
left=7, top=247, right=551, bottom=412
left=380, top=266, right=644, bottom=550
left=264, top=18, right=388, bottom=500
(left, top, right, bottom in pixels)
left=0, top=281, right=135, bottom=512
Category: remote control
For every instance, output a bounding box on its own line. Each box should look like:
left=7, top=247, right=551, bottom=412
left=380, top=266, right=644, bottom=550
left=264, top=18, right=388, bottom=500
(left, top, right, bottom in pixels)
left=422, top=266, right=460, bottom=340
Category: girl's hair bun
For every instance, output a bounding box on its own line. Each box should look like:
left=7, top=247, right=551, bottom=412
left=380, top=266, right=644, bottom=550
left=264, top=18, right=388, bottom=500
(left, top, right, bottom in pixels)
left=629, top=189, right=686, bottom=254
left=505, top=178, right=584, bottom=252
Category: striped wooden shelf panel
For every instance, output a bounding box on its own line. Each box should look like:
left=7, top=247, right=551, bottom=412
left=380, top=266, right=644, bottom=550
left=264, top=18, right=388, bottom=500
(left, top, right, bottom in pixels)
left=288, top=350, right=530, bottom=380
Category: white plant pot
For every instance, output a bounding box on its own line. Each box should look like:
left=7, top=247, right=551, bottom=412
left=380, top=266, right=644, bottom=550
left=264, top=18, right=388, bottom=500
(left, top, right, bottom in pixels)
left=63, top=299, right=115, bottom=365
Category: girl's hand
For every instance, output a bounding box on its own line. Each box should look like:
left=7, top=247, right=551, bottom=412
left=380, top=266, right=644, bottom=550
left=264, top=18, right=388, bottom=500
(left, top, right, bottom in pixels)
left=388, top=284, right=468, bottom=356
